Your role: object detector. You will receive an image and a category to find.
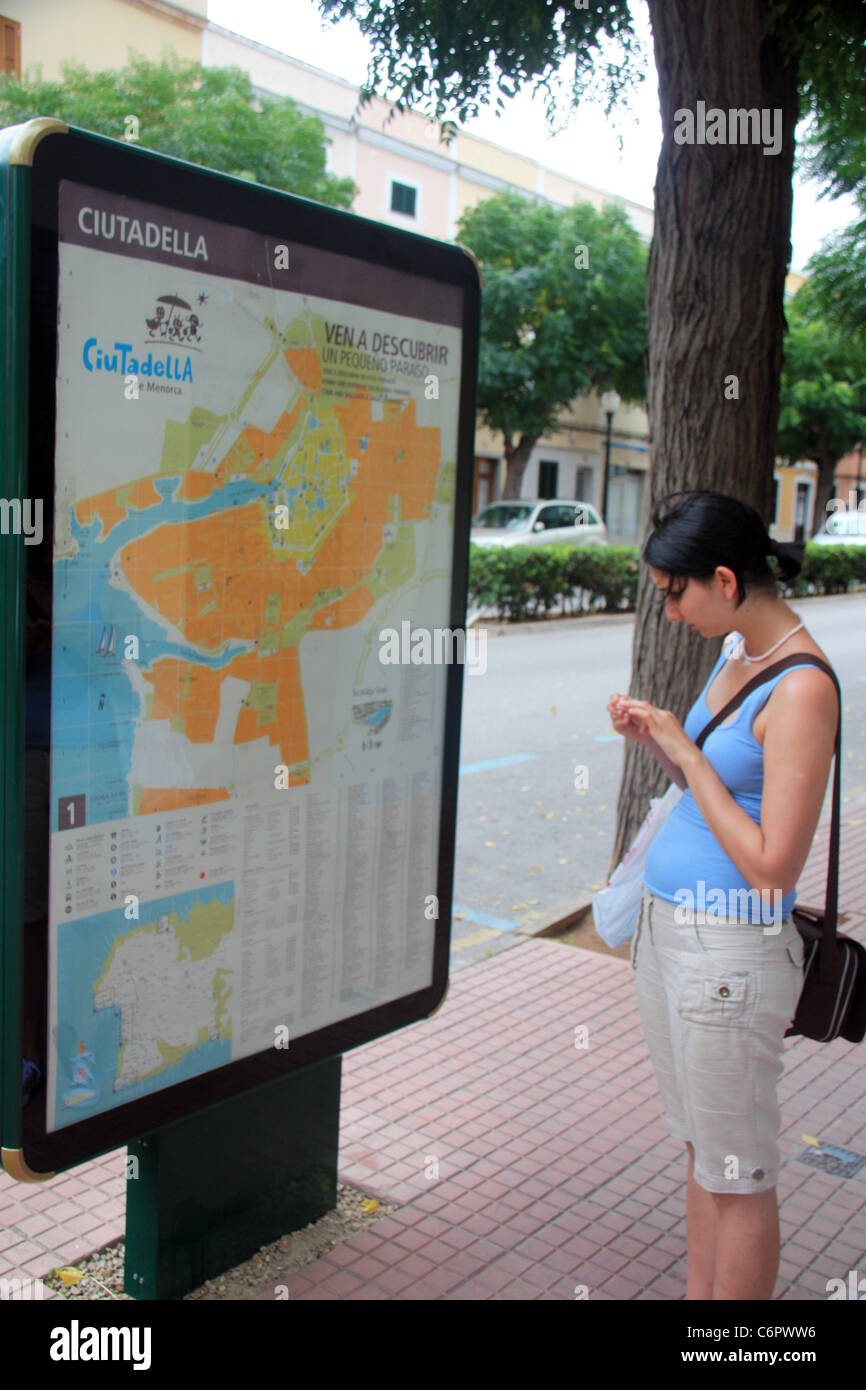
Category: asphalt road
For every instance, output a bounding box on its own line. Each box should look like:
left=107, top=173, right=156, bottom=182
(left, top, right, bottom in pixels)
left=449, top=591, right=866, bottom=965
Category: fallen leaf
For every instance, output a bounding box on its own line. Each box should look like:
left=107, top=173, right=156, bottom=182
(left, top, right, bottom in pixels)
left=55, top=1266, right=84, bottom=1285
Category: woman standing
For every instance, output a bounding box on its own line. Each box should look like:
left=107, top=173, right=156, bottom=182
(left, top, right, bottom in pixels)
left=607, top=491, right=838, bottom=1301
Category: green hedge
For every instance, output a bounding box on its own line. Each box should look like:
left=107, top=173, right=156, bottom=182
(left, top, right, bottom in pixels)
left=467, top=542, right=866, bottom=622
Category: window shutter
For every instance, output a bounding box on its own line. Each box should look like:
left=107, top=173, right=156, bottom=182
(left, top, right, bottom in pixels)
left=2, top=17, right=21, bottom=78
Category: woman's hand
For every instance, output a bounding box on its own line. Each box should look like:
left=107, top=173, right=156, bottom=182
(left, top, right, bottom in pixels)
left=612, top=697, right=697, bottom=771
left=606, top=694, right=653, bottom=746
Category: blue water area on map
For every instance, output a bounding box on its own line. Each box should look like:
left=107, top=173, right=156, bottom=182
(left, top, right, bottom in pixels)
left=362, top=704, right=392, bottom=729
left=49, top=466, right=301, bottom=827
left=52, top=881, right=234, bottom=1131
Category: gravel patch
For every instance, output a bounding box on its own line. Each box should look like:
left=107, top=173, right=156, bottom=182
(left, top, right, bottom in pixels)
left=42, top=1182, right=398, bottom=1301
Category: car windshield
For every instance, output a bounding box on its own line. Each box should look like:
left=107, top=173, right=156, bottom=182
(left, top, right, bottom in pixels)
left=473, top=505, right=534, bottom=530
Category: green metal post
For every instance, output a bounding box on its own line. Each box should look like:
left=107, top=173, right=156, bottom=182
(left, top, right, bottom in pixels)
left=124, top=1055, right=342, bottom=1300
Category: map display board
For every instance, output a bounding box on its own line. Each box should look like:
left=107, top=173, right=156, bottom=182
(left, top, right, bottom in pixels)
left=1, top=125, right=478, bottom=1174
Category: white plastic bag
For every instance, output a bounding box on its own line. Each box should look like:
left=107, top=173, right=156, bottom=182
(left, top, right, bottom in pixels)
left=592, top=782, right=683, bottom=946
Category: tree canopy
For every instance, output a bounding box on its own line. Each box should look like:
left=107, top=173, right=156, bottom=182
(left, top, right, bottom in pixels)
left=456, top=191, right=646, bottom=493
left=778, top=287, right=866, bottom=528
left=0, top=54, right=356, bottom=209
left=319, top=0, right=644, bottom=124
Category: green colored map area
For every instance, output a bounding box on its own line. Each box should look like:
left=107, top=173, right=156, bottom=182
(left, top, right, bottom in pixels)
left=213, top=968, right=232, bottom=1037
left=245, top=680, right=278, bottom=726
left=173, top=898, right=234, bottom=963
left=270, top=418, right=348, bottom=557
left=366, top=526, right=416, bottom=599
left=160, top=407, right=224, bottom=474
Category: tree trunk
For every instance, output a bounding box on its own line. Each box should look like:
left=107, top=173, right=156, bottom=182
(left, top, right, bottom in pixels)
left=611, top=0, right=799, bottom=869
left=810, top=436, right=838, bottom=537
left=501, top=432, right=539, bottom=498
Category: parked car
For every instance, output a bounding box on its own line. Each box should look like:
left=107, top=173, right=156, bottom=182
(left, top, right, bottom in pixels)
left=812, top=509, right=866, bottom=546
left=470, top=499, right=608, bottom=549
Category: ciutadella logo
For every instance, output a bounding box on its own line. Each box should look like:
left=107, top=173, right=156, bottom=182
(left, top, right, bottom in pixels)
left=82, top=338, right=194, bottom=383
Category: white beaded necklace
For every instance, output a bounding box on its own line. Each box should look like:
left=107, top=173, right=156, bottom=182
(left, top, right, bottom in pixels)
left=725, top=622, right=804, bottom=664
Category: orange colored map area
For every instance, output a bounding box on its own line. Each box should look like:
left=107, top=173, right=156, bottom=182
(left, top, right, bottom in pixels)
left=214, top=395, right=306, bottom=489
left=75, top=475, right=163, bottom=539
left=74, top=396, right=309, bottom=538
left=138, top=787, right=231, bottom=814
left=177, top=471, right=214, bottom=501
left=285, top=347, right=322, bottom=392
left=118, top=390, right=439, bottom=774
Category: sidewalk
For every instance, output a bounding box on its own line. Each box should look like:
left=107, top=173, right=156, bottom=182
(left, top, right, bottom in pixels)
left=3, top=803, right=865, bottom=1300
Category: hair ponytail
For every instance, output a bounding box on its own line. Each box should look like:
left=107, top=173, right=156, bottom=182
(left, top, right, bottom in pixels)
left=643, top=491, right=802, bottom=604
left=768, top=537, right=805, bottom=583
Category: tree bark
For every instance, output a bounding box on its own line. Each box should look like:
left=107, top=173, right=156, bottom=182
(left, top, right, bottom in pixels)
left=501, top=432, right=539, bottom=498
left=611, top=0, right=800, bottom=869
left=810, top=434, right=838, bottom=537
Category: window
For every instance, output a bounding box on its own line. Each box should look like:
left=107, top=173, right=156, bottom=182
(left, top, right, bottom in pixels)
left=794, top=480, right=810, bottom=543
left=2, top=14, right=20, bottom=77
left=538, top=459, right=558, bottom=499
left=535, top=505, right=563, bottom=531
left=474, top=504, right=533, bottom=530
left=390, top=181, right=417, bottom=217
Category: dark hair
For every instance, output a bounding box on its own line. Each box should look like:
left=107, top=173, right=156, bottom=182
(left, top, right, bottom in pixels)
left=642, top=491, right=805, bottom=605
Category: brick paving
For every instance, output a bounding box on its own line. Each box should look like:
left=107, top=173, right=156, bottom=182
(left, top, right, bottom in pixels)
left=3, top=801, right=865, bottom=1300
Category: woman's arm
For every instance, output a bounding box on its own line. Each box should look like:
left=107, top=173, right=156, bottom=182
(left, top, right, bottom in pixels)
left=645, top=735, right=688, bottom=791
left=679, top=670, right=838, bottom=894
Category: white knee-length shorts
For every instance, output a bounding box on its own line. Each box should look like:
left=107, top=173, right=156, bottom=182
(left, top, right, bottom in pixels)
left=631, top=885, right=804, bottom=1194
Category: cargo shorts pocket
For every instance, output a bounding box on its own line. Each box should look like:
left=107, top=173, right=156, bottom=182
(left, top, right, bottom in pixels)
left=785, top=937, right=805, bottom=972
left=677, top=970, right=754, bottom=1028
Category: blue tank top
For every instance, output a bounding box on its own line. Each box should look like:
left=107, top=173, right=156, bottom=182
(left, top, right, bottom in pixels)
left=643, top=634, right=827, bottom=923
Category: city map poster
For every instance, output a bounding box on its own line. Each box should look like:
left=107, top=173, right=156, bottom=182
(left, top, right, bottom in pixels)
left=47, top=179, right=463, bottom=1132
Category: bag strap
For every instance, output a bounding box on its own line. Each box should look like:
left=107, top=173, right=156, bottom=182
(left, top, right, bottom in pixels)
left=694, top=654, right=841, bottom=965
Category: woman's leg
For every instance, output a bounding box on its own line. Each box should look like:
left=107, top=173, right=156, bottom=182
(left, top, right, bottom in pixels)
left=710, top=1187, right=780, bottom=1300
left=685, top=1141, right=717, bottom=1299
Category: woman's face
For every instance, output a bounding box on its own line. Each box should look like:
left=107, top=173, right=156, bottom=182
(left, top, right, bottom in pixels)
left=648, top=565, right=736, bottom=636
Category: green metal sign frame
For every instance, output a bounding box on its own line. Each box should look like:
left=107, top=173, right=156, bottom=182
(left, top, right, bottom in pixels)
left=0, top=118, right=479, bottom=1184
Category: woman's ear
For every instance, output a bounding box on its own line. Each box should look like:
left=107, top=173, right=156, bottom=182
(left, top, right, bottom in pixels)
left=714, top=565, right=739, bottom=600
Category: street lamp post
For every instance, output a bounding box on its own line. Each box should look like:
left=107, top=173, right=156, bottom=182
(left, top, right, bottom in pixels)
left=600, top=389, right=621, bottom=527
